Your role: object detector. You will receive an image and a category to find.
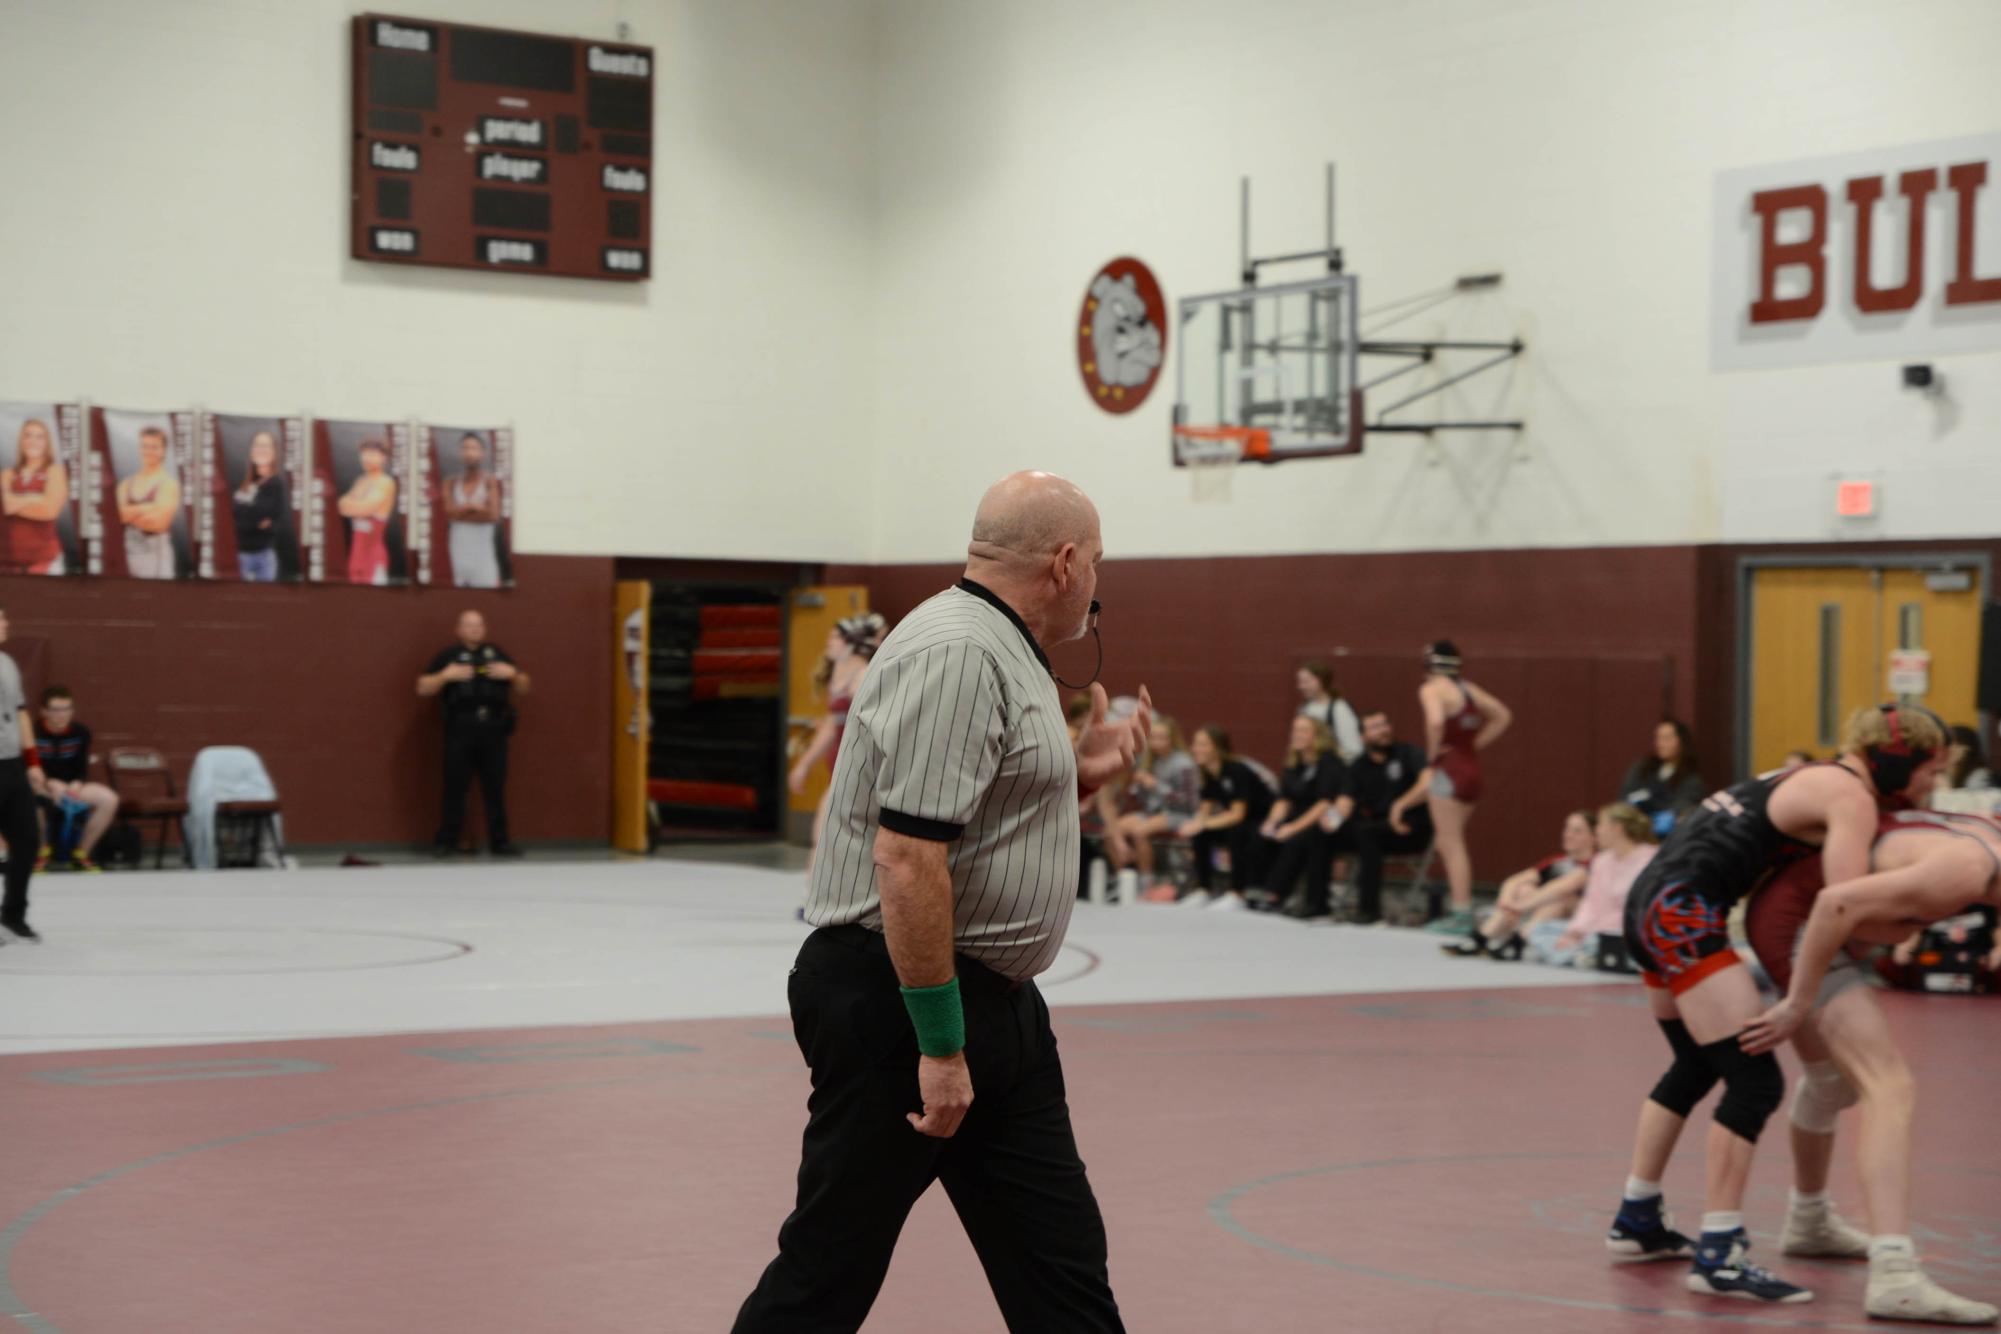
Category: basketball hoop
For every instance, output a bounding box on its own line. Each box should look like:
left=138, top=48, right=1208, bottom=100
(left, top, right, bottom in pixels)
left=1174, top=425, right=1267, bottom=503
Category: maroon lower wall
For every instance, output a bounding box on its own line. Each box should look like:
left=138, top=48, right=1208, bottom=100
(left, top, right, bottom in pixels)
left=1, top=554, right=615, bottom=848
left=837, top=538, right=1999, bottom=878
left=20, top=537, right=1980, bottom=865
left=833, top=548, right=1707, bottom=876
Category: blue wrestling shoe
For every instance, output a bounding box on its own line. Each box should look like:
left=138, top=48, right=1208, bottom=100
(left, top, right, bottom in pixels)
left=1606, top=1197, right=1694, bottom=1263
left=1687, top=1232, right=1812, bottom=1304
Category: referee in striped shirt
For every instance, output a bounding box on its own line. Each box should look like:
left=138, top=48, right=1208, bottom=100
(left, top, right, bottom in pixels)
left=735, top=471, right=1150, bottom=1333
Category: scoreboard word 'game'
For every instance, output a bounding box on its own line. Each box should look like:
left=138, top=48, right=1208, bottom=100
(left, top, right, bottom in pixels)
left=350, top=13, right=654, bottom=282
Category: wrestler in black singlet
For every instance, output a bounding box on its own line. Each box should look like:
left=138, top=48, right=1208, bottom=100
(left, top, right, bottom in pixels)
left=1624, top=764, right=1864, bottom=990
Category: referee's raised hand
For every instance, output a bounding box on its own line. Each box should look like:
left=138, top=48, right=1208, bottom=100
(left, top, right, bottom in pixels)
left=1075, top=683, right=1152, bottom=791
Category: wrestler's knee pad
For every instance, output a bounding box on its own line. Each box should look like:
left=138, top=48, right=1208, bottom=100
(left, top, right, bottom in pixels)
left=1702, top=1037, right=1785, bottom=1143
left=1789, top=1060, right=1859, bottom=1134
left=1647, top=1019, right=1720, bottom=1117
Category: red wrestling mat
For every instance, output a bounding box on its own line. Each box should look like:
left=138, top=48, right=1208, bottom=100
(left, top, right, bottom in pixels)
left=4, top=985, right=1996, bottom=1332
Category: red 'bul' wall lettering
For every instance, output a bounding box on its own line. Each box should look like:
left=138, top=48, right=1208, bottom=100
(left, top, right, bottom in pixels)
left=1750, top=162, right=2001, bottom=322
left=1711, top=134, right=2001, bottom=370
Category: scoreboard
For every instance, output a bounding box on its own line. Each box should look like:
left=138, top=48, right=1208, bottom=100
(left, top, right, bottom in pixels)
left=350, top=13, right=653, bottom=282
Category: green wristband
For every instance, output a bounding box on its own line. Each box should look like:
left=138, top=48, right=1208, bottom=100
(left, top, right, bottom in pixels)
left=900, top=976, right=966, bottom=1057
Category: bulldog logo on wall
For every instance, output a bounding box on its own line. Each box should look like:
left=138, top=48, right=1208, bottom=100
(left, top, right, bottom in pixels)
left=1077, top=258, right=1166, bottom=414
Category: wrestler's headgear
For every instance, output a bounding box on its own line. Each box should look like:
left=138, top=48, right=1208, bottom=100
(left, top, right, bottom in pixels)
left=1864, top=703, right=1946, bottom=803
left=836, top=612, right=889, bottom=657
left=1422, top=640, right=1462, bottom=677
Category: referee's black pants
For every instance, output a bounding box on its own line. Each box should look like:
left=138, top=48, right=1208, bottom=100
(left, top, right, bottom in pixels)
left=434, top=716, right=510, bottom=851
left=0, top=758, right=41, bottom=925
left=734, top=926, right=1124, bottom=1334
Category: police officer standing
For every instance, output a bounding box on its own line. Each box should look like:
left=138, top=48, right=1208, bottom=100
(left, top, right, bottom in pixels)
left=418, top=609, right=528, bottom=857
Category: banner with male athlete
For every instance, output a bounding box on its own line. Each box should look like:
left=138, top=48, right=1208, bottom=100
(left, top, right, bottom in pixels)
left=89, top=406, right=197, bottom=580
left=414, top=423, right=514, bottom=588
left=0, top=401, right=84, bottom=576
left=310, top=418, right=412, bottom=585
left=198, top=411, right=307, bottom=582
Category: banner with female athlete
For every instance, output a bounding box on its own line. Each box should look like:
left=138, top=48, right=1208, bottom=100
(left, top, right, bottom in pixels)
left=90, top=406, right=197, bottom=580
left=412, top=424, right=513, bottom=588
left=0, top=401, right=84, bottom=576
left=198, top=412, right=307, bottom=582
left=310, top=418, right=411, bottom=585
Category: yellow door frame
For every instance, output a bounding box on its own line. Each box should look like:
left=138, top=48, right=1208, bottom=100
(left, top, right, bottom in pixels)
left=1736, top=551, right=1991, bottom=779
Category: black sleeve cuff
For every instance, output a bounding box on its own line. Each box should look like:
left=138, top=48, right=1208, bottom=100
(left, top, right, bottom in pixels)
left=879, top=808, right=964, bottom=842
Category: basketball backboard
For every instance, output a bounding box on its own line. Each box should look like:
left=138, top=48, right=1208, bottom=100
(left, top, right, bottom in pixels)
left=1172, top=273, right=1362, bottom=464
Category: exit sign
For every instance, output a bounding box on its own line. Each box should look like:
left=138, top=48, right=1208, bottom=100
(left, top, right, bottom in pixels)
left=1835, top=480, right=1876, bottom=517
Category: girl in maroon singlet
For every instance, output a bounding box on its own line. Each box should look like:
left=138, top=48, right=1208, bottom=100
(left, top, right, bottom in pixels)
left=0, top=419, right=68, bottom=575
left=1413, top=641, right=1511, bottom=933
left=788, top=613, right=888, bottom=857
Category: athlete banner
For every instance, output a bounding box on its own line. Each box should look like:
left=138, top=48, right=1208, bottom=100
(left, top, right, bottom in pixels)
left=310, top=418, right=412, bottom=585
left=0, top=401, right=84, bottom=577
left=414, top=423, right=513, bottom=588
left=90, top=406, right=197, bottom=580
left=198, top=411, right=307, bottom=582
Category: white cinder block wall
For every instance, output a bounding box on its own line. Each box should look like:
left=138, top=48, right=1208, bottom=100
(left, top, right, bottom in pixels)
left=0, top=0, right=880, bottom=562
left=866, top=0, right=2001, bottom=561
left=3, top=0, right=1996, bottom=565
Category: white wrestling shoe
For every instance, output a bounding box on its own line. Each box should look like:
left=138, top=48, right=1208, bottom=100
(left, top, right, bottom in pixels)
left=1781, top=1202, right=1871, bottom=1258
left=1866, top=1256, right=1999, bottom=1326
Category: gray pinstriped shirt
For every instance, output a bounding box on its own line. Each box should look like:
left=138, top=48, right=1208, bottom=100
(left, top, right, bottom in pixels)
left=0, top=654, right=23, bottom=761
left=802, top=579, right=1080, bottom=981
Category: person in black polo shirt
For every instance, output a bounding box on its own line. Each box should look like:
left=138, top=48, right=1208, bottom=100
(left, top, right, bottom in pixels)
left=417, top=610, right=529, bottom=857
left=33, top=685, right=118, bottom=871
left=1259, top=716, right=1349, bottom=919
left=1328, top=709, right=1431, bottom=923
left=1176, top=724, right=1274, bottom=910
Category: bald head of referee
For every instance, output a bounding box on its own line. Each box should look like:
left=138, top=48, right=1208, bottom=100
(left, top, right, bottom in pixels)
left=734, top=471, right=1147, bottom=1334
left=964, top=469, right=1103, bottom=643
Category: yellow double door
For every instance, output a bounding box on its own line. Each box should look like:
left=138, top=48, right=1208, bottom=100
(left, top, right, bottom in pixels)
left=1749, top=565, right=1982, bottom=775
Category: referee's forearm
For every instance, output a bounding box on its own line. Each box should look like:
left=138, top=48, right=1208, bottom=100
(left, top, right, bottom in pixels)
left=874, top=831, right=957, bottom=988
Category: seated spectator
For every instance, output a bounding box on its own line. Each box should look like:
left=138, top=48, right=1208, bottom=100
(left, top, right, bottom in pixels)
left=1065, top=692, right=1094, bottom=741
left=32, top=685, right=117, bottom=871
left=1937, top=724, right=1994, bottom=795
left=1882, top=908, right=2001, bottom=991
left=1256, top=716, right=1346, bottom=915
left=1327, top=709, right=1431, bottom=924
left=1099, top=716, right=1200, bottom=894
left=1296, top=659, right=1362, bottom=762
left=1176, top=725, right=1273, bottom=911
left=1617, top=719, right=1705, bottom=834
left=1443, top=808, right=1596, bottom=957
left=1526, top=802, right=1657, bottom=967
left=1070, top=692, right=1106, bottom=890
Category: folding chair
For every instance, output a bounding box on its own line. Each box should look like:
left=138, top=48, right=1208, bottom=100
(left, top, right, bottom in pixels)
left=215, top=799, right=287, bottom=868
left=106, top=747, right=191, bottom=869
